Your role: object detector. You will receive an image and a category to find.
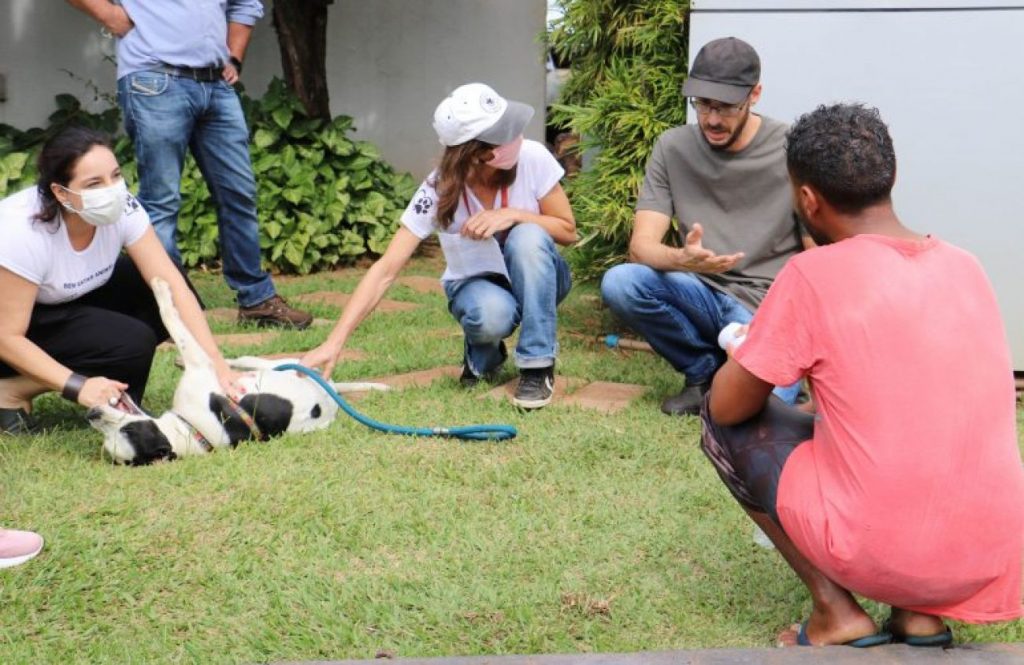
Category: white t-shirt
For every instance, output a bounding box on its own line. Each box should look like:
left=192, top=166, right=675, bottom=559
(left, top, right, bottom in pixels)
left=0, top=186, right=150, bottom=304
left=400, top=139, right=565, bottom=282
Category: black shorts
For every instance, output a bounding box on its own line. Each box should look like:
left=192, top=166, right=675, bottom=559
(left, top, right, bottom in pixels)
left=700, top=393, right=814, bottom=525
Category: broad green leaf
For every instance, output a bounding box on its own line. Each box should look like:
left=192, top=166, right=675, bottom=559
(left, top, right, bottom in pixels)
left=271, top=106, right=293, bottom=130
left=253, top=128, right=277, bottom=149
left=357, top=141, right=381, bottom=159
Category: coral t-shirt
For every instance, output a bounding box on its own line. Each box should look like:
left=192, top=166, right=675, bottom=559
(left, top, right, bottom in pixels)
left=735, top=234, right=1024, bottom=622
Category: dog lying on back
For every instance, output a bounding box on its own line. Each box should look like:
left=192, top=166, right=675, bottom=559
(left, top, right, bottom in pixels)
left=86, top=277, right=386, bottom=465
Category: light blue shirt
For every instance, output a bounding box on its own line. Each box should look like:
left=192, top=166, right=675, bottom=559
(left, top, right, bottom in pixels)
left=115, top=0, right=264, bottom=79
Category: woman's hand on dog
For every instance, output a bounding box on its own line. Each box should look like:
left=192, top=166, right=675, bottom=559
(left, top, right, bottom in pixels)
left=79, top=377, right=130, bottom=408
left=215, top=365, right=247, bottom=402
left=300, top=343, right=339, bottom=381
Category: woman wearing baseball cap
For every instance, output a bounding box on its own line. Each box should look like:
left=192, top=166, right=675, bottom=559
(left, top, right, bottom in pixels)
left=302, top=83, right=576, bottom=409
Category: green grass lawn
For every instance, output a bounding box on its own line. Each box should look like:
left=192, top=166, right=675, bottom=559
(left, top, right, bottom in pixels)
left=2, top=255, right=1022, bottom=663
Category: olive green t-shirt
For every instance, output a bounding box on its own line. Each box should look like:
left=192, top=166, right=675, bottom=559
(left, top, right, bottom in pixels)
left=635, top=115, right=803, bottom=311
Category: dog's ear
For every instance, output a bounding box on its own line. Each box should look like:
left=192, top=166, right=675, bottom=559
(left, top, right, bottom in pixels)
left=208, top=394, right=256, bottom=445
left=121, top=420, right=177, bottom=466
left=208, top=393, right=294, bottom=443
left=238, top=394, right=293, bottom=438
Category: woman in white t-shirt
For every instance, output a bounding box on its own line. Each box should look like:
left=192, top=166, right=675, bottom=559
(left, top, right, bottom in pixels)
left=303, top=83, right=575, bottom=409
left=0, top=126, right=241, bottom=434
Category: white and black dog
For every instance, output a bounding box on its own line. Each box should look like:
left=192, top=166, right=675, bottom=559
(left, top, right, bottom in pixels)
left=87, top=277, right=386, bottom=465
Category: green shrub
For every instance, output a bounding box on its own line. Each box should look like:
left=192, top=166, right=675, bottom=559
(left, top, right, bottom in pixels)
left=0, top=81, right=416, bottom=275
left=0, top=93, right=129, bottom=193
left=180, top=78, right=417, bottom=273
left=550, top=0, right=690, bottom=279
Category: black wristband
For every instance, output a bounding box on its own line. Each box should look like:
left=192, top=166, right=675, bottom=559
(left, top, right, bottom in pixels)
left=229, top=56, right=243, bottom=74
left=61, top=373, right=87, bottom=403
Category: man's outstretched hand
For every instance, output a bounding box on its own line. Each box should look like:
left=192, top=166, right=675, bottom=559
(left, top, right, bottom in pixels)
left=674, top=223, right=744, bottom=273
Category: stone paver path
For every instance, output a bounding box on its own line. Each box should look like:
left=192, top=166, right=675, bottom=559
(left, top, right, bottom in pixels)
left=205, top=307, right=333, bottom=328
left=560, top=381, right=648, bottom=414
left=294, top=291, right=420, bottom=313
left=482, top=375, right=587, bottom=406
left=395, top=275, right=445, bottom=295
left=212, top=331, right=282, bottom=348
left=364, top=365, right=463, bottom=390
left=342, top=365, right=650, bottom=414
left=158, top=331, right=281, bottom=353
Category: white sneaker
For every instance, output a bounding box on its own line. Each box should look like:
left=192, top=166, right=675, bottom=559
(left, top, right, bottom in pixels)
left=0, top=528, right=44, bottom=569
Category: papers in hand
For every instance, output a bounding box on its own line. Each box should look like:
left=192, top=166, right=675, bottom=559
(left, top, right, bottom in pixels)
left=438, top=232, right=509, bottom=281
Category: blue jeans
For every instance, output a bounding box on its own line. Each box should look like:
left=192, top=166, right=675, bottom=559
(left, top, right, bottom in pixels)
left=601, top=264, right=800, bottom=403
left=117, top=71, right=275, bottom=307
left=444, top=224, right=572, bottom=377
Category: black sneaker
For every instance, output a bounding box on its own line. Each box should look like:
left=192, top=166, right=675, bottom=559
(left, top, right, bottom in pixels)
left=459, top=363, right=482, bottom=388
left=0, top=408, right=40, bottom=435
left=512, top=366, right=555, bottom=409
left=459, top=342, right=507, bottom=388
left=660, top=382, right=709, bottom=416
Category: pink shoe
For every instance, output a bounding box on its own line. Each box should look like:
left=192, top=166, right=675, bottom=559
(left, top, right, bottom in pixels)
left=0, top=528, right=44, bottom=569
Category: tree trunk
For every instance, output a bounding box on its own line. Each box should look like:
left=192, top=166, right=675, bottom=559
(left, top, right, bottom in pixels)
left=271, top=0, right=333, bottom=120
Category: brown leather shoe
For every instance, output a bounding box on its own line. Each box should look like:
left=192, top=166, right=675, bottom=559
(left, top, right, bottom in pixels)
left=237, top=295, right=313, bottom=330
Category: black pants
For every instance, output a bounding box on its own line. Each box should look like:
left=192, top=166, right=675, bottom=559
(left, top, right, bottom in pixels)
left=700, top=394, right=815, bottom=525
left=0, top=256, right=195, bottom=405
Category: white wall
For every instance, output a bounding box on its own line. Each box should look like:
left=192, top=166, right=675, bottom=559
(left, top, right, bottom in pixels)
left=244, top=1, right=549, bottom=178
left=691, top=1, right=1024, bottom=368
left=0, top=1, right=121, bottom=126
left=0, top=1, right=547, bottom=179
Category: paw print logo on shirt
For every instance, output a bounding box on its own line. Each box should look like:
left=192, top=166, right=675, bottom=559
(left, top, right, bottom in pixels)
left=413, top=191, right=433, bottom=215
left=124, top=191, right=141, bottom=214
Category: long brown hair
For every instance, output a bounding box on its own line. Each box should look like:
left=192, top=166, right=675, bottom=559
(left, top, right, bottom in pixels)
left=431, top=139, right=517, bottom=230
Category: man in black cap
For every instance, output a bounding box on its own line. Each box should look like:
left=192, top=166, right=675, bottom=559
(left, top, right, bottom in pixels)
left=601, top=37, right=808, bottom=416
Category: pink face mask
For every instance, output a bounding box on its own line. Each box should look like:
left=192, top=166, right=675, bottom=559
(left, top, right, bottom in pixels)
left=485, top=135, right=524, bottom=170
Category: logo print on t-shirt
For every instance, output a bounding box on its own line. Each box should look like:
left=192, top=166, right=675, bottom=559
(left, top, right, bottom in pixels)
left=125, top=192, right=141, bottom=214
left=413, top=191, right=433, bottom=215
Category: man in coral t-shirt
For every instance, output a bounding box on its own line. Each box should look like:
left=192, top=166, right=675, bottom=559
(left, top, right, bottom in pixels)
left=702, top=103, right=1024, bottom=648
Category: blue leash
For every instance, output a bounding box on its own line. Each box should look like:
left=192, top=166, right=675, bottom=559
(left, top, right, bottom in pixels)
left=274, top=363, right=517, bottom=441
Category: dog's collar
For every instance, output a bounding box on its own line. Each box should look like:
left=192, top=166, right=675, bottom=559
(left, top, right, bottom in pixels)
left=170, top=412, right=214, bottom=453
left=221, top=397, right=266, bottom=442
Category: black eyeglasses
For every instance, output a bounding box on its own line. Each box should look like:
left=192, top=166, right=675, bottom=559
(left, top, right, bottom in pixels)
left=689, top=98, right=748, bottom=118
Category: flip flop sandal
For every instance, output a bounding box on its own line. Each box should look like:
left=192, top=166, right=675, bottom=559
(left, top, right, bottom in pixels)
left=882, top=620, right=954, bottom=647
left=0, top=407, right=40, bottom=435
left=797, top=621, right=892, bottom=647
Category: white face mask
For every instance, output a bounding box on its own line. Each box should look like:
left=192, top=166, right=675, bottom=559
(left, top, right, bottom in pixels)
left=60, top=179, right=128, bottom=227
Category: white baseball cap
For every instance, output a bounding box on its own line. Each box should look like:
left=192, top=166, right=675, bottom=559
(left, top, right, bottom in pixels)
left=432, top=83, right=535, bottom=147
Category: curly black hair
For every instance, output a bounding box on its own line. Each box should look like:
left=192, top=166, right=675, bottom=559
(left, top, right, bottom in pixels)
left=785, top=103, right=896, bottom=214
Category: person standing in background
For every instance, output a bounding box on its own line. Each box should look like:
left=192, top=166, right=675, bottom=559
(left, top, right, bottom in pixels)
left=67, top=0, right=313, bottom=328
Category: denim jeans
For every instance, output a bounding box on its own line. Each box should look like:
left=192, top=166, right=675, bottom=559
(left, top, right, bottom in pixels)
left=601, top=264, right=800, bottom=403
left=117, top=71, right=275, bottom=307
left=444, top=223, right=572, bottom=377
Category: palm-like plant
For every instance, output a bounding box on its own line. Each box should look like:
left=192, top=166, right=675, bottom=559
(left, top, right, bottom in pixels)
left=550, top=0, right=690, bottom=278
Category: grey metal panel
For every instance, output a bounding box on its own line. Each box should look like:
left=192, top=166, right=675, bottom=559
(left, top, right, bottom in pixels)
left=690, top=6, right=1024, bottom=367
